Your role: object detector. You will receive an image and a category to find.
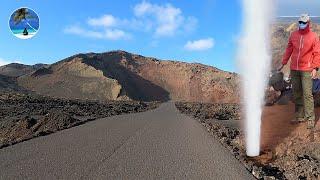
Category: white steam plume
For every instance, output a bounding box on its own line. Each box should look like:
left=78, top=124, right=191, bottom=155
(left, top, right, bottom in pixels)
left=238, top=0, right=274, bottom=157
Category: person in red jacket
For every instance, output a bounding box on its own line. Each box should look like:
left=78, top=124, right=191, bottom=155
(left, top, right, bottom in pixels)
left=279, top=14, right=320, bottom=129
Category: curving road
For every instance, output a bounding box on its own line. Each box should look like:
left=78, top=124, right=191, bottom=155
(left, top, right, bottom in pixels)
left=0, top=102, right=253, bottom=179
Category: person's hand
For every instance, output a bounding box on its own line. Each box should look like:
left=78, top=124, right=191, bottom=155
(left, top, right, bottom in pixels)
left=311, top=69, right=317, bottom=79
left=278, top=64, right=284, bottom=71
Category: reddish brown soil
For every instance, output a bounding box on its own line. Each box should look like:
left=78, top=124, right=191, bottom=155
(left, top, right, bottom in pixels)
left=261, top=103, right=320, bottom=152
left=261, top=103, right=295, bottom=151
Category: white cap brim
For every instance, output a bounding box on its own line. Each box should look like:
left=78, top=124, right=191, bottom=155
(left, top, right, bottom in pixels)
left=299, top=14, right=310, bottom=22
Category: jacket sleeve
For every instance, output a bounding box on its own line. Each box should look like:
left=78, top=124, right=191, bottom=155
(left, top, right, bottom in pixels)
left=312, top=36, right=320, bottom=69
left=282, top=34, right=293, bottom=65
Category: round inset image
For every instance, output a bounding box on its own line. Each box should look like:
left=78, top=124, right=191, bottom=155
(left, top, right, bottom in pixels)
left=9, top=7, right=40, bottom=39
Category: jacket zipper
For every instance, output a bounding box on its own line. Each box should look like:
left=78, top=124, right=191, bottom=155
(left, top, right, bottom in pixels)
left=297, top=35, right=303, bottom=70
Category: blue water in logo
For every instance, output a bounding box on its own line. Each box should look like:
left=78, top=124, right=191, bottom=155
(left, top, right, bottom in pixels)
left=9, top=8, right=39, bottom=36
left=11, top=29, right=37, bottom=35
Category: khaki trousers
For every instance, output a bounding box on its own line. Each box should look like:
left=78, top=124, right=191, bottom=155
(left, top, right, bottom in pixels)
left=291, top=70, right=315, bottom=121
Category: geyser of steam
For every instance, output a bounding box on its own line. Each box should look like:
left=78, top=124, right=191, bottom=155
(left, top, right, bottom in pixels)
left=238, top=0, right=274, bottom=157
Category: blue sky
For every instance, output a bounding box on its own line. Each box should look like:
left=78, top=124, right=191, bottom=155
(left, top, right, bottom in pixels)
left=1, top=0, right=320, bottom=72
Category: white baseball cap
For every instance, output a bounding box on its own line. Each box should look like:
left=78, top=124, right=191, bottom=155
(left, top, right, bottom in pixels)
left=299, top=14, right=310, bottom=23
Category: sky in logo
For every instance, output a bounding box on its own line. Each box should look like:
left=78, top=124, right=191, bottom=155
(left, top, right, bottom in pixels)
left=9, top=8, right=39, bottom=30
left=0, top=0, right=319, bottom=71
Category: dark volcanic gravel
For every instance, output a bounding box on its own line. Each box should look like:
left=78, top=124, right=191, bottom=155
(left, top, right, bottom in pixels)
left=0, top=92, right=159, bottom=149
left=175, top=102, right=240, bottom=120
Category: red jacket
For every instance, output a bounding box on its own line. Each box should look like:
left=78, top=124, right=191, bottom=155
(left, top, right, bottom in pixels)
left=282, top=24, right=320, bottom=71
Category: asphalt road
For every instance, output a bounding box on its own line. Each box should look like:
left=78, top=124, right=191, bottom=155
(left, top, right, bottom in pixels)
left=0, top=102, right=253, bottom=179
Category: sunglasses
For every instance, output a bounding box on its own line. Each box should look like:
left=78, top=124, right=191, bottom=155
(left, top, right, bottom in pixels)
left=299, top=21, right=308, bottom=25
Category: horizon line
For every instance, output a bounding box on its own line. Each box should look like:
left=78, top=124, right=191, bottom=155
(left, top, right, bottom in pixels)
left=278, top=16, right=320, bottom=18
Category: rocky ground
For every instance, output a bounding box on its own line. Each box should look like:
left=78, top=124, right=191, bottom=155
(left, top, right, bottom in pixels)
left=0, top=92, right=159, bottom=149
left=175, top=102, right=320, bottom=180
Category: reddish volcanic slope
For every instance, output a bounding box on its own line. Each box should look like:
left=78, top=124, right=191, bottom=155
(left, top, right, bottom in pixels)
left=16, top=51, right=239, bottom=103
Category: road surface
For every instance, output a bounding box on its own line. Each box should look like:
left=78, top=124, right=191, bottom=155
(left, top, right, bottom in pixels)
left=0, top=102, right=253, bottom=179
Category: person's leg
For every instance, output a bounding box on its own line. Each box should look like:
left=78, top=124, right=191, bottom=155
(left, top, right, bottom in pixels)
left=291, top=70, right=304, bottom=122
left=301, top=71, right=315, bottom=128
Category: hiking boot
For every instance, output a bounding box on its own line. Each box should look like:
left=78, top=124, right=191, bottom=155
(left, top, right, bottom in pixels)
left=307, top=120, right=315, bottom=129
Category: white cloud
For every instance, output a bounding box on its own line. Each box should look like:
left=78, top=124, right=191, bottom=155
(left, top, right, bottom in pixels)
left=104, top=29, right=129, bottom=40
left=133, top=1, right=196, bottom=37
left=134, top=1, right=152, bottom=16
left=64, top=25, right=130, bottom=40
left=64, top=26, right=103, bottom=38
left=87, top=14, right=151, bottom=32
left=184, top=38, right=214, bottom=51
left=64, top=1, right=197, bottom=40
left=87, top=15, right=117, bottom=27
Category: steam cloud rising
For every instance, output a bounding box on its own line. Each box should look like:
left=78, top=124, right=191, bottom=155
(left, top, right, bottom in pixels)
left=238, top=0, right=274, bottom=156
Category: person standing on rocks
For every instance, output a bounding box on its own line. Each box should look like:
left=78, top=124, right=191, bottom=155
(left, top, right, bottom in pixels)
left=278, top=14, right=320, bottom=129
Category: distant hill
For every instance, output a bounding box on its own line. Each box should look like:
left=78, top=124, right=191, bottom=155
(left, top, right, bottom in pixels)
left=11, top=51, right=239, bottom=103
left=276, top=17, right=320, bottom=24
left=0, top=63, right=48, bottom=77
left=0, top=63, right=48, bottom=93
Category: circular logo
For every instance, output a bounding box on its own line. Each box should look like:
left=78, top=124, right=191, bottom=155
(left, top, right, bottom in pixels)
left=9, top=7, right=40, bottom=39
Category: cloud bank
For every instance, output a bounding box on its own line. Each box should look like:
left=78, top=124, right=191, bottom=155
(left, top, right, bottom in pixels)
left=64, top=1, right=197, bottom=40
